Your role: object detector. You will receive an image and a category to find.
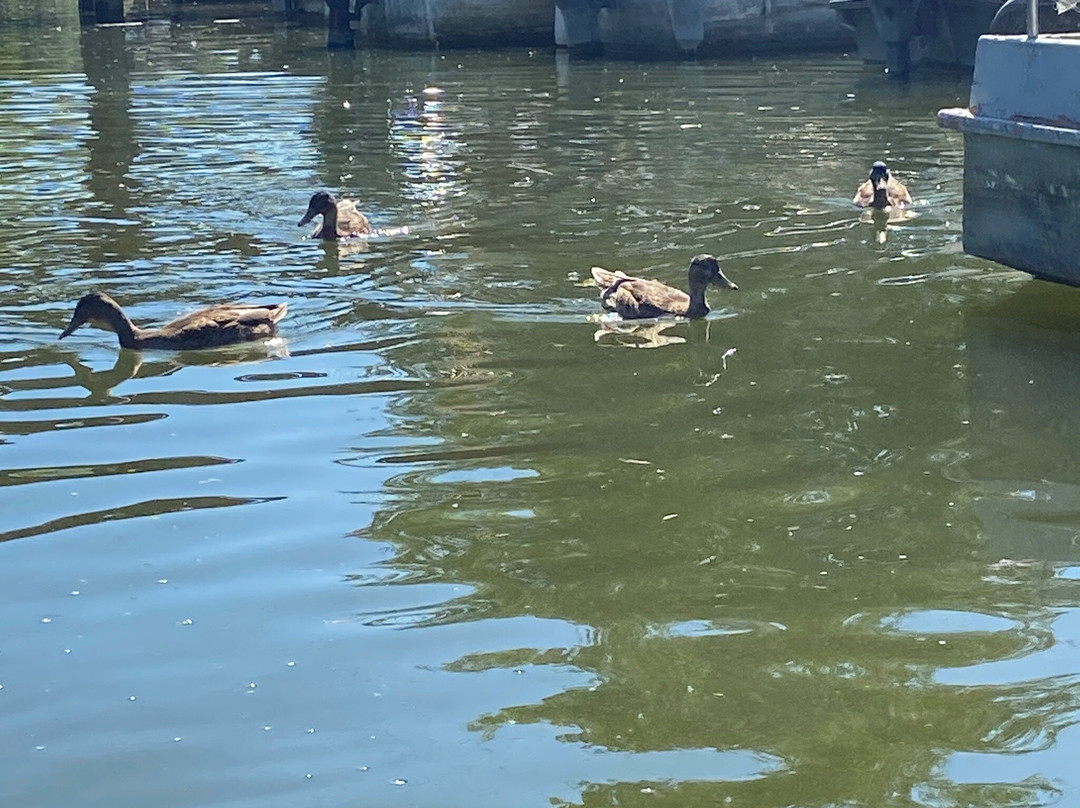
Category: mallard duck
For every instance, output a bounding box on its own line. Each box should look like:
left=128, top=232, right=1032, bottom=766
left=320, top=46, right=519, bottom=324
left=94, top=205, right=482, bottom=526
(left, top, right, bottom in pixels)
left=298, top=191, right=371, bottom=240
left=59, top=291, right=288, bottom=350
left=853, top=161, right=912, bottom=209
left=590, top=254, right=737, bottom=320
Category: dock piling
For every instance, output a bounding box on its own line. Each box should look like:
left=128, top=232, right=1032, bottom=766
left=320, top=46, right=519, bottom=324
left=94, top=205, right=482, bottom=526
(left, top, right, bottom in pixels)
left=326, top=0, right=354, bottom=48
left=78, top=0, right=126, bottom=25
left=866, top=0, right=917, bottom=78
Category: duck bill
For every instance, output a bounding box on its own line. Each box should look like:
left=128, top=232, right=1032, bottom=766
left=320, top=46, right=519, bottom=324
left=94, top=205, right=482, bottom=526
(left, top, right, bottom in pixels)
left=59, top=318, right=80, bottom=339
left=714, top=273, right=738, bottom=291
left=298, top=207, right=317, bottom=227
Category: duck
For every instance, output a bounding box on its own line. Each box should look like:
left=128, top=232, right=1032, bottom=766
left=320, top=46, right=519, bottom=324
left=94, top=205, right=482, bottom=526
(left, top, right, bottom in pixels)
left=298, top=191, right=371, bottom=240
left=853, top=161, right=912, bottom=209
left=590, top=254, right=737, bottom=320
left=59, top=291, right=288, bottom=350
left=387, top=95, right=422, bottom=122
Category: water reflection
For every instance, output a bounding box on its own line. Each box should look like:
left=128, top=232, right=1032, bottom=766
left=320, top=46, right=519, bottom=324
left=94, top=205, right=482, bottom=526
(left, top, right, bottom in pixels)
left=964, top=281, right=1080, bottom=564
left=351, top=285, right=1080, bottom=806
left=80, top=24, right=143, bottom=264
left=592, top=318, right=687, bottom=348
left=388, top=86, right=466, bottom=208
left=860, top=205, right=918, bottom=246
left=60, top=349, right=142, bottom=397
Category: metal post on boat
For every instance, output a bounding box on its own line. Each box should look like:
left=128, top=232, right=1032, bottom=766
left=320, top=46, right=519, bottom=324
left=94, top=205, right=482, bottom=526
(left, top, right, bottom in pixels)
left=1028, top=0, right=1039, bottom=37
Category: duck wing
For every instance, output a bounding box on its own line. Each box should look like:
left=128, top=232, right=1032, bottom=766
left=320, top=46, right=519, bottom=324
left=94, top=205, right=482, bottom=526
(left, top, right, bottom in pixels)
left=887, top=178, right=912, bottom=207
left=592, top=267, right=640, bottom=313
left=336, top=198, right=372, bottom=237
left=591, top=266, right=632, bottom=290
left=149, top=303, right=288, bottom=349
left=852, top=179, right=876, bottom=207
left=591, top=267, right=688, bottom=319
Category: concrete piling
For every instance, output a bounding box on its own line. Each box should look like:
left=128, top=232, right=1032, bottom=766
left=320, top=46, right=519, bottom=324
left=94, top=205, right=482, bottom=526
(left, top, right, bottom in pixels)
left=78, top=0, right=126, bottom=25
left=865, top=0, right=918, bottom=78
left=326, top=0, right=354, bottom=48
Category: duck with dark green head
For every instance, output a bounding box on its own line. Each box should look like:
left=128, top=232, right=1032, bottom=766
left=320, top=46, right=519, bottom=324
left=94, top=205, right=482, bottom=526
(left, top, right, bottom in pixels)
left=853, top=161, right=912, bottom=209
left=299, top=191, right=372, bottom=240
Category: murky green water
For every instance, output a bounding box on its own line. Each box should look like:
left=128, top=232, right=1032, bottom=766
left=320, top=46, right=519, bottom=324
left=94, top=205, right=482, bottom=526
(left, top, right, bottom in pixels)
left=3, top=3, right=1080, bottom=807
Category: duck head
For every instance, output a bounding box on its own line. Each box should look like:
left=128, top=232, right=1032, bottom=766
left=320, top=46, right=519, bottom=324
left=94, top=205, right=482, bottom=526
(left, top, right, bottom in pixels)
left=868, top=161, right=891, bottom=208
left=59, top=291, right=124, bottom=339
left=298, top=191, right=337, bottom=227
left=688, top=254, right=738, bottom=291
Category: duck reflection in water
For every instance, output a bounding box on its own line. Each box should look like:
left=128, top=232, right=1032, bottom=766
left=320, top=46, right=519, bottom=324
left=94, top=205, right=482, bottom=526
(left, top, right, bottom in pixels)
left=62, top=349, right=142, bottom=397
left=861, top=204, right=919, bottom=245
left=592, top=318, right=738, bottom=353
left=56, top=341, right=291, bottom=401
left=592, top=319, right=687, bottom=348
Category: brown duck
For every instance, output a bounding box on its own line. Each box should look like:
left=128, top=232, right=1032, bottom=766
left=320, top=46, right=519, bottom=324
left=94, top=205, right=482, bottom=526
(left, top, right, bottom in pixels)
left=59, top=291, right=288, bottom=350
left=853, top=161, right=912, bottom=209
left=591, top=254, right=737, bottom=320
left=298, top=191, right=371, bottom=240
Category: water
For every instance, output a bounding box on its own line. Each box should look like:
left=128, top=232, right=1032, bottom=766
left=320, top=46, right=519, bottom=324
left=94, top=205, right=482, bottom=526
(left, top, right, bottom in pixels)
left=3, top=4, right=1080, bottom=807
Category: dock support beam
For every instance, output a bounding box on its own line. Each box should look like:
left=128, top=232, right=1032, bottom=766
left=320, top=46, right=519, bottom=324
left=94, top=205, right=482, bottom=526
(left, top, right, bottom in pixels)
left=326, top=0, right=354, bottom=48
left=554, top=0, right=606, bottom=55
left=555, top=0, right=705, bottom=59
left=79, top=0, right=125, bottom=24
left=866, top=0, right=917, bottom=78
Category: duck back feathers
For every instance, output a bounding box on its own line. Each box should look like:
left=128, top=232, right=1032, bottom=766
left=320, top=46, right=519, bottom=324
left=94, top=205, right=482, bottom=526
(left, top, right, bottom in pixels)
left=139, top=302, right=289, bottom=349
left=592, top=267, right=695, bottom=319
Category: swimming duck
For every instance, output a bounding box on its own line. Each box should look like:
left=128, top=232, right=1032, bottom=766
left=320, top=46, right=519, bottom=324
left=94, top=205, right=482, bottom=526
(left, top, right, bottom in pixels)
left=590, top=254, right=737, bottom=320
left=853, top=161, right=912, bottom=209
left=387, top=95, right=422, bottom=122
left=298, top=191, right=371, bottom=240
left=59, top=291, right=288, bottom=350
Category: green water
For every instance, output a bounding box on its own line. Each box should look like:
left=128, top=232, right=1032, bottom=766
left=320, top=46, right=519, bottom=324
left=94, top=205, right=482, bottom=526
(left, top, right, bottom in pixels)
left=3, top=4, right=1080, bottom=807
